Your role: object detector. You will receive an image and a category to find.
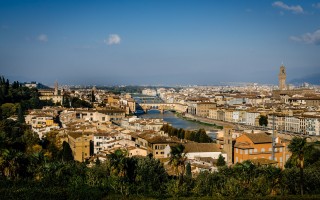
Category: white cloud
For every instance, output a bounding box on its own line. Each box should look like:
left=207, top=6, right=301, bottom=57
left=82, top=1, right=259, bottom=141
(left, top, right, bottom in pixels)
left=104, top=34, right=121, bottom=45
left=313, top=3, right=320, bottom=9
left=272, top=1, right=304, bottom=14
left=290, top=29, right=320, bottom=45
left=37, top=34, right=48, bottom=42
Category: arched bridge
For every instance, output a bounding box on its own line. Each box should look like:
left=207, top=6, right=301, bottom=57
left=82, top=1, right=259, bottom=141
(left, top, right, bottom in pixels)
left=138, top=103, right=176, bottom=113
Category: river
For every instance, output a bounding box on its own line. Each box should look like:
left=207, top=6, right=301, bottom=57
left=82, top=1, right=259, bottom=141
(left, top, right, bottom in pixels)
left=138, top=110, right=218, bottom=139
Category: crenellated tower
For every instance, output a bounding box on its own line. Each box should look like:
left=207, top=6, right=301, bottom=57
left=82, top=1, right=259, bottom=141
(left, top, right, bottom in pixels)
left=278, top=65, right=286, bottom=90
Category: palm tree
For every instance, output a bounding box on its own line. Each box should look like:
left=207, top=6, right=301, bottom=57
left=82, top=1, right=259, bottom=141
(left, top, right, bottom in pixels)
left=288, top=137, right=309, bottom=195
left=168, top=144, right=187, bottom=185
left=108, top=149, right=128, bottom=177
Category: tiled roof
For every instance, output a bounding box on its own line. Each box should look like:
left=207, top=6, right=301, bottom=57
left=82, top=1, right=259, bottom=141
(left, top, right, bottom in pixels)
left=244, top=133, right=272, bottom=144
left=184, top=143, right=222, bottom=153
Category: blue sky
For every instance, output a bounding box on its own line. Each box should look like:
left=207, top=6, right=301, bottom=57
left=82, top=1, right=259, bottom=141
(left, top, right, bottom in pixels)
left=0, top=0, right=319, bottom=86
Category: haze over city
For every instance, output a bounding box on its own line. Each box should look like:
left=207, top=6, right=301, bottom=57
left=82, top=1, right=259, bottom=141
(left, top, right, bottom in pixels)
left=1, top=0, right=320, bottom=85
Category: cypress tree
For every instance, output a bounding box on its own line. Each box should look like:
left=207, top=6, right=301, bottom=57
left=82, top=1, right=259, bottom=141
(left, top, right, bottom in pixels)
left=186, top=162, right=192, bottom=178
left=62, top=141, right=74, bottom=162
left=217, top=154, right=226, bottom=167
left=18, top=104, right=25, bottom=123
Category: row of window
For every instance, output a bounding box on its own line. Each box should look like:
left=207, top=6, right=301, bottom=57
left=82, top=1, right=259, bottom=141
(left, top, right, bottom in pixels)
left=235, top=147, right=282, bottom=154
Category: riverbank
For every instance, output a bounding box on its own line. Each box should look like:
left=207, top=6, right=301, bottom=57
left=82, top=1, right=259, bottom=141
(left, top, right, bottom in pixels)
left=175, top=112, right=223, bottom=130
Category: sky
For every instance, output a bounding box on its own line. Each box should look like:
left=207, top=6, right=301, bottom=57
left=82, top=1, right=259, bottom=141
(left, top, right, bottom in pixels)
left=0, top=0, right=320, bottom=86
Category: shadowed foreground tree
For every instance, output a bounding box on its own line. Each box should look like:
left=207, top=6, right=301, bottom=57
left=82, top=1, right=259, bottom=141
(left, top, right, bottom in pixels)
left=169, top=144, right=187, bottom=185
left=288, top=137, right=310, bottom=196
left=61, top=141, right=73, bottom=162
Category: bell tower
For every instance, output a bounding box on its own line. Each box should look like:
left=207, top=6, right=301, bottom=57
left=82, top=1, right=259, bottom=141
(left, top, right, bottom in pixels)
left=223, top=125, right=233, bottom=166
left=54, top=81, right=58, bottom=95
left=278, top=65, right=286, bottom=90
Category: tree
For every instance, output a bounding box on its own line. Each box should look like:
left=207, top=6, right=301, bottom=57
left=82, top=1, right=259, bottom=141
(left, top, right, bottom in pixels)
left=61, top=141, right=74, bottom=162
left=259, top=115, right=268, bottom=127
left=288, top=137, right=310, bottom=195
left=17, top=104, right=25, bottom=124
left=1, top=103, right=17, bottom=119
left=169, top=144, right=187, bottom=185
left=217, top=154, right=226, bottom=167
left=185, top=162, right=192, bottom=178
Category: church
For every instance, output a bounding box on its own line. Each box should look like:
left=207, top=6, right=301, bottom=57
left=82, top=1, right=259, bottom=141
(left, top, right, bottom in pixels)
left=38, top=81, right=64, bottom=104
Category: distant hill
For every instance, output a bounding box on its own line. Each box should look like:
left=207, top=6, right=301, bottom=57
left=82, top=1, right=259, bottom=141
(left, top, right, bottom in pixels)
left=36, top=83, right=51, bottom=89
left=290, top=73, right=320, bottom=85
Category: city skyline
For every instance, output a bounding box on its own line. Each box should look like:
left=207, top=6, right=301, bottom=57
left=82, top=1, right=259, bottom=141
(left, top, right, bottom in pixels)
left=1, top=0, right=320, bottom=85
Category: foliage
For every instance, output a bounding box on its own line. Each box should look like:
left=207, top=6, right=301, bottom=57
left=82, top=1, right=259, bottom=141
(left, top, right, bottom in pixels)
left=63, top=96, right=93, bottom=108
left=287, top=137, right=310, bottom=195
left=185, top=162, right=192, bottom=178
left=259, top=115, right=268, bottom=127
left=161, top=124, right=212, bottom=143
left=216, top=154, right=226, bottom=167
left=61, top=141, right=74, bottom=162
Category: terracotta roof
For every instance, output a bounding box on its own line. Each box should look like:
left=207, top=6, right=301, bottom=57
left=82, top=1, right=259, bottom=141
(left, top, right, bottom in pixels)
left=234, top=142, right=254, bottom=149
left=244, top=133, right=272, bottom=144
left=184, top=143, right=222, bottom=153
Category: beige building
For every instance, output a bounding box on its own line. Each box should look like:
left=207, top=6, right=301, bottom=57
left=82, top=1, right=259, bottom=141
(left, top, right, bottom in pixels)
left=195, top=102, right=217, bottom=117
left=68, top=132, right=93, bottom=162
left=38, top=81, right=64, bottom=104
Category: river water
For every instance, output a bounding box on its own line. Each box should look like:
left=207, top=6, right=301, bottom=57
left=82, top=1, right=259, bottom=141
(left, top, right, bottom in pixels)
left=138, top=110, right=217, bottom=139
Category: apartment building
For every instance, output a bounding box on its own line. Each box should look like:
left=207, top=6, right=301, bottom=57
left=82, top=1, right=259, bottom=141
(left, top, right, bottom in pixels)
left=234, top=133, right=288, bottom=168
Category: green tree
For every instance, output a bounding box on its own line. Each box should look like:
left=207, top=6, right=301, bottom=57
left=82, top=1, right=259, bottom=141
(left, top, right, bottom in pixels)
left=135, top=157, right=168, bottom=196
left=1, top=103, right=17, bottom=119
left=61, top=141, right=74, bottom=162
left=288, top=137, right=310, bottom=195
left=217, top=154, right=226, bottom=167
left=17, top=104, right=25, bottom=124
left=185, top=162, right=192, bottom=178
left=169, top=144, right=187, bottom=186
left=259, top=115, right=268, bottom=127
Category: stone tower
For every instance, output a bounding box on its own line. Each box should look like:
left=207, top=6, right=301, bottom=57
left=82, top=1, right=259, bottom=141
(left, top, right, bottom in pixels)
left=54, top=81, right=58, bottom=96
left=278, top=65, right=286, bottom=90
left=223, top=125, right=233, bottom=166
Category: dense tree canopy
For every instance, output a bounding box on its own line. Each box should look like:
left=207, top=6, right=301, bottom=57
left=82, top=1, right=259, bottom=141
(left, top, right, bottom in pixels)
left=161, top=124, right=213, bottom=143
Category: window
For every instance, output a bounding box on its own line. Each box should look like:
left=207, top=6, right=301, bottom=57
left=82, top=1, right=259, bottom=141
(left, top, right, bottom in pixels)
left=245, top=150, right=248, bottom=154
left=236, top=148, right=238, bottom=153
left=254, top=149, right=257, bottom=153
left=249, top=149, right=253, bottom=154
left=280, top=157, right=283, bottom=162
left=268, top=148, right=272, bottom=152
left=261, top=148, right=265, bottom=152
left=280, top=148, right=283, bottom=152
left=240, top=149, right=243, bottom=154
